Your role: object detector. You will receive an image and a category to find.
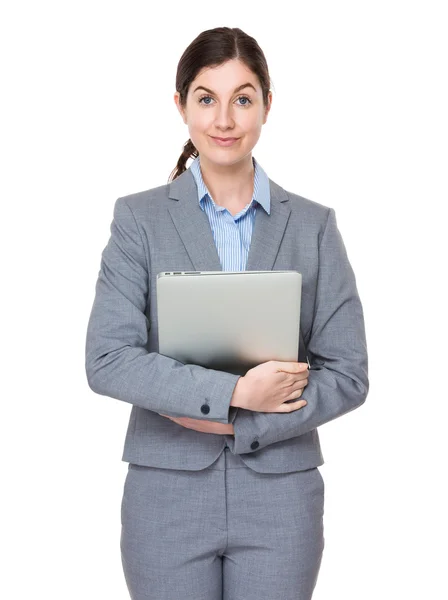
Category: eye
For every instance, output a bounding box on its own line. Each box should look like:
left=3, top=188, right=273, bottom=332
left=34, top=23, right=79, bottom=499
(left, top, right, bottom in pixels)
left=236, top=95, right=252, bottom=106
left=198, top=95, right=253, bottom=107
left=198, top=95, right=214, bottom=105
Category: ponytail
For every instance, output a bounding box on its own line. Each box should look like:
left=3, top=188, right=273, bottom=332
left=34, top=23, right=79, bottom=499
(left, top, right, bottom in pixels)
left=168, top=139, right=198, bottom=182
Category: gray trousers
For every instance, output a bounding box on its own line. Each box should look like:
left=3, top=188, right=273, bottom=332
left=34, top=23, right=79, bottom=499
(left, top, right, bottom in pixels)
left=120, top=447, right=325, bottom=599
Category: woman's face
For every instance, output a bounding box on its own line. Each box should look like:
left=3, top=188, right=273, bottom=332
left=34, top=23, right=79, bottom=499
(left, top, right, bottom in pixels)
left=174, top=59, right=272, bottom=168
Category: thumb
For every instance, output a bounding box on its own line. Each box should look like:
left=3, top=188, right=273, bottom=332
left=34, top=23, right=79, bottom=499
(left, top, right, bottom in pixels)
left=276, top=361, right=308, bottom=372
left=288, top=362, right=308, bottom=371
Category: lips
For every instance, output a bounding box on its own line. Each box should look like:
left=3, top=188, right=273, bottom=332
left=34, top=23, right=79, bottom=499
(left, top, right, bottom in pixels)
left=212, top=137, right=239, bottom=141
left=210, top=136, right=240, bottom=146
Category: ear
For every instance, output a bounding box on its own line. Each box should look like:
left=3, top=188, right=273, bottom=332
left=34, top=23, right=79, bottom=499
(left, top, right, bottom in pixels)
left=174, top=92, right=187, bottom=124
left=262, top=91, right=273, bottom=125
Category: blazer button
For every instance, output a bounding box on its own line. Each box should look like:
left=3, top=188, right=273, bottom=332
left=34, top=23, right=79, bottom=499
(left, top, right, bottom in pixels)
left=250, top=440, right=259, bottom=450
left=200, top=404, right=210, bottom=415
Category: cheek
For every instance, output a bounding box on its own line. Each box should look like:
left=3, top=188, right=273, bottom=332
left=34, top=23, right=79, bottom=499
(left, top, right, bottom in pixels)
left=188, top=112, right=213, bottom=133
left=240, top=111, right=263, bottom=132
left=243, top=120, right=263, bottom=141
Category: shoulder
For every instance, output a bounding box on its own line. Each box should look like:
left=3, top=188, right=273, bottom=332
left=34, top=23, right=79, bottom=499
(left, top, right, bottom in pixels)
left=112, top=182, right=171, bottom=221
left=116, top=182, right=170, bottom=208
left=270, top=178, right=332, bottom=223
left=288, top=190, right=331, bottom=215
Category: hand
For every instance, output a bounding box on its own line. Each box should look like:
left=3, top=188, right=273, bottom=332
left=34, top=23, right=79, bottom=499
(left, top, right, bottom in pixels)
left=231, top=360, right=309, bottom=413
left=160, top=414, right=234, bottom=435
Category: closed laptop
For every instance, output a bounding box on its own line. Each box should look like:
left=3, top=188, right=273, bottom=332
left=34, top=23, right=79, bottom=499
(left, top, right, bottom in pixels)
left=156, top=270, right=302, bottom=376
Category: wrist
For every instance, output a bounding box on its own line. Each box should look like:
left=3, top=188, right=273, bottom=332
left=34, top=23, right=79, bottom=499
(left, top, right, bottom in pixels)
left=230, top=376, right=248, bottom=409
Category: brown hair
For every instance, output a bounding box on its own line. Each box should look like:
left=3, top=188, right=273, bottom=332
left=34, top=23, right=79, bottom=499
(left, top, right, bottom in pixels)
left=168, top=27, right=272, bottom=182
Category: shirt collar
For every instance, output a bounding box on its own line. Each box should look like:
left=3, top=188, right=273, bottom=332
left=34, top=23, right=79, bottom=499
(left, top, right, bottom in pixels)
left=189, top=155, right=271, bottom=215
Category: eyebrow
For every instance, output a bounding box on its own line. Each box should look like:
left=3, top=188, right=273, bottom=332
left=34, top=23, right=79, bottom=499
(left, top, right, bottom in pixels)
left=192, top=83, right=257, bottom=95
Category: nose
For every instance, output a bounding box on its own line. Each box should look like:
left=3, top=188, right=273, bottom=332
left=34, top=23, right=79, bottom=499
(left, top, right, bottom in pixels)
left=214, top=103, right=235, bottom=130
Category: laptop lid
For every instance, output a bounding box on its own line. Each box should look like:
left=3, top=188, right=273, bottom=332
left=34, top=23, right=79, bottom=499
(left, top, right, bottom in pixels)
left=156, top=270, right=302, bottom=376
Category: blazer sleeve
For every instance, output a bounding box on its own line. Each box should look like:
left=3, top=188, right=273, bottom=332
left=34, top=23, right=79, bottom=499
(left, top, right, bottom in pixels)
left=85, top=197, right=240, bottom=424
left=226, top=207, right=369, bottom=454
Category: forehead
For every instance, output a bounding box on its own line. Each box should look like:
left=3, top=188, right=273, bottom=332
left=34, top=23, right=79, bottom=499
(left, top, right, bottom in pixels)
left=190, top=60, right=260, bottom=93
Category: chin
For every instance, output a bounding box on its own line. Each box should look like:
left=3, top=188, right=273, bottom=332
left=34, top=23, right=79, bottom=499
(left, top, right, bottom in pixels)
left=209, top=153, right=248, bottom=167
left=200, top=145, right=252, bottom=163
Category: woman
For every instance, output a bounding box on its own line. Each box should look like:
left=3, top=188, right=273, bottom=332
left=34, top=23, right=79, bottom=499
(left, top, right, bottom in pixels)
left=86, top=26, right=369, bottom=600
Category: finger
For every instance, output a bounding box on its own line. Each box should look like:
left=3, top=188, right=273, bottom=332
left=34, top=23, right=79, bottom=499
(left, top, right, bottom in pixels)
left=281, top=375, right=308, bottom=395
left=284, top=386, right=306, bottom=401
left=285, top=372, right=309, bottom=387
left=279, top=399, right=307, bottom=413
left=161, top=414, right=178, bottom=423
left=294, top=376, right=309, bottom=389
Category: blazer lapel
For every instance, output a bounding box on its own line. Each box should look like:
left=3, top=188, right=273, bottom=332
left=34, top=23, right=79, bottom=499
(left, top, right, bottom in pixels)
left=167, top=168, right=291, bottom=272
left=246, top=178, right=291, bottom=271
left=167, top=169, right=222, bottom=271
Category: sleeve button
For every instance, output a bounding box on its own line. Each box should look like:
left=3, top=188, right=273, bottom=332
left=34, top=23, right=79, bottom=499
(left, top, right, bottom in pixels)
left=250, top=440, right=259, bottom=450
left=200, top=404, right=210, bottom=415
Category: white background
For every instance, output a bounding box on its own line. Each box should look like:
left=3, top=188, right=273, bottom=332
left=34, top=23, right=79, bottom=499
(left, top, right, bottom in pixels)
left=1, top=1, right=447, bottom=598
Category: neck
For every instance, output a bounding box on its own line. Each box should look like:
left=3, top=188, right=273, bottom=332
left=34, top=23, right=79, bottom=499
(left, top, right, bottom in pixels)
left=198, top=154, right=255, bottom=211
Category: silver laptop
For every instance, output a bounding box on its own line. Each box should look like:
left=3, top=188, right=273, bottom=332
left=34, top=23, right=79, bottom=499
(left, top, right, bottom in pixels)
left=156, top=270, right=302, bottom=376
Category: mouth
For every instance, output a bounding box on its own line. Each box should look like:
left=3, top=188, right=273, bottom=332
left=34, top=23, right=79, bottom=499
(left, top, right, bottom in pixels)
left=210, top=136, right=240, bottom=147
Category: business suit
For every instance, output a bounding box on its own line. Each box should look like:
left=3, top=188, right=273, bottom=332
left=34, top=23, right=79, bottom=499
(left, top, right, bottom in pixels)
left=85, top=163, right=369, bottom=598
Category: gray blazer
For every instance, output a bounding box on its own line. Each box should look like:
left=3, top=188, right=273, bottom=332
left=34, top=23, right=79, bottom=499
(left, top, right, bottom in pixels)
left=85, top=167, right=369, bottom=473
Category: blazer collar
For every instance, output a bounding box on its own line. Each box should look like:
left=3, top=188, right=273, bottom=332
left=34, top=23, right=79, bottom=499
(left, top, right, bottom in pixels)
left=167, top=167, right=291, bottom=272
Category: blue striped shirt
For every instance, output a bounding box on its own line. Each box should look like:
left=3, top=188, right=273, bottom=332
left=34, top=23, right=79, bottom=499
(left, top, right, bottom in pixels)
left=189, top=155, right=271, bottom=271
